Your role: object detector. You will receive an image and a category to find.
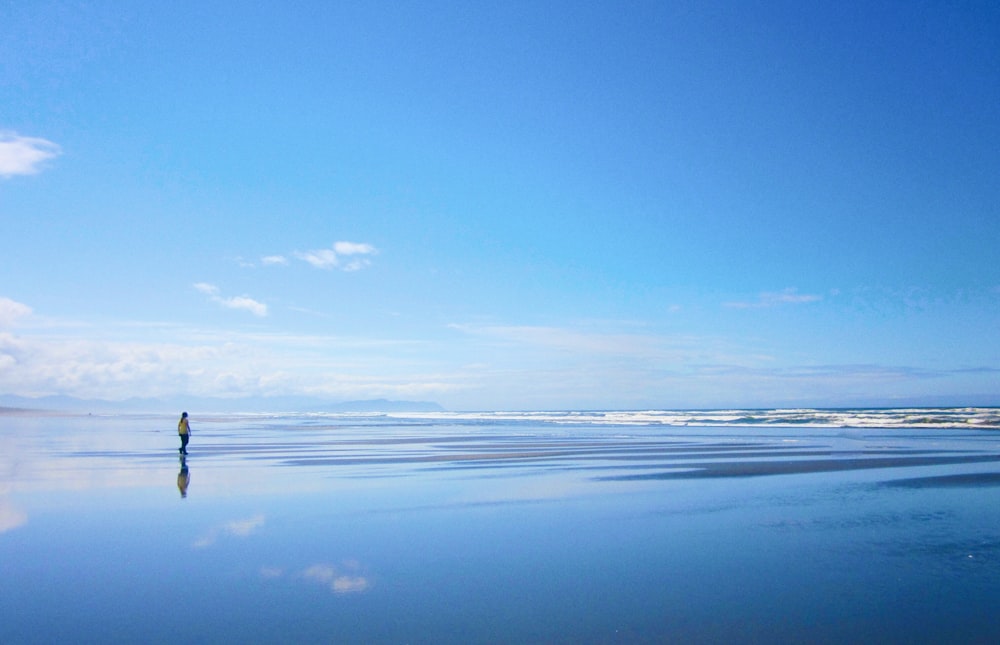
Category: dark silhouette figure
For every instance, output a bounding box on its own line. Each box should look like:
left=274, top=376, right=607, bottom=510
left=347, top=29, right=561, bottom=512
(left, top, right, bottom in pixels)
left=178, top=411, right=191, bottom=455
left=177, top=456, right=190, bottom=498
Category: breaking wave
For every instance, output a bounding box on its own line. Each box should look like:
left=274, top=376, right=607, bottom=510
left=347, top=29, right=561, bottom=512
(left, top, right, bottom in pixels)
left=388, top=408, right=1000, bottom=430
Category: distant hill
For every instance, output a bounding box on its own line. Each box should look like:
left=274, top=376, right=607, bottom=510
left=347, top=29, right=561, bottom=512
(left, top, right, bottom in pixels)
left=0, top=394, right=445, bottom=414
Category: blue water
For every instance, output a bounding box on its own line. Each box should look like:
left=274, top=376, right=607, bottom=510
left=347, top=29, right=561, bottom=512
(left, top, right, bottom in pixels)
left=3, top=410, right=1000, bottom=643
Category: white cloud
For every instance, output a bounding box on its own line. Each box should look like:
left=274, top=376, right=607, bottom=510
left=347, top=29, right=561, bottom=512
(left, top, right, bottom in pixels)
left=0, top=132, right=62, bottom=177
left=261, top=255, right=288, bottom=266
left=296, top=248, right=339, bottom=269
left=194, top=283, right=267, bottom=317
left=193, top=283, right=219, bottom=296
left=0, top=331, right=231, bottom=400
left=222, top=296, right=268, bottom=317
left=295, top=241, right=377, bottom=271
left=0, top=297, right=32, bottom=327
left=333, top=241, right=375, bottom=256
left=341, top=258, right=371, bottom=272
left=724, top=288, right=822, bottom=309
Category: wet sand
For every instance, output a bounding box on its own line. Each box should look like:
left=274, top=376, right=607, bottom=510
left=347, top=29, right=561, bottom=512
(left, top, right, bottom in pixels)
left=4, top=413, right=1000, bottom=643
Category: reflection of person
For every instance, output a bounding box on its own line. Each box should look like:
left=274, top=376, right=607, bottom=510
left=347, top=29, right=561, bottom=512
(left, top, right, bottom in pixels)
left=178, top=412, right=191, bottom=455
left=177, top=459, right=190, bottom=498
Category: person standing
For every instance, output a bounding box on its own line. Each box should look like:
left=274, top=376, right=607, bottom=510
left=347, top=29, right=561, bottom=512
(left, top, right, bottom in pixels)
left=178, top=411, right=191, bottom=455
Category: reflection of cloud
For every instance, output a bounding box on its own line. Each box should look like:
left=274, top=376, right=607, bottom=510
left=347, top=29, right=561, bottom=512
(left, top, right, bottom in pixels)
left=0, top=498, right=28, bottom=533
left=225, top=514, right=266, bottom=536
left=333, top=575, right=370, bottom=593
left=260, top=560, right=373, bottom=594
left=463, top=478, right=593, bottom=504
left=301, top=562, right=372, bottom=594
left=194, top=514, right=265, bottom=548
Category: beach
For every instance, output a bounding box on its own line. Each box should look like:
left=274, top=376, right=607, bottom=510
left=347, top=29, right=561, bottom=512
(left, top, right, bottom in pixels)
left=3, top=409, right=1000, bottom=643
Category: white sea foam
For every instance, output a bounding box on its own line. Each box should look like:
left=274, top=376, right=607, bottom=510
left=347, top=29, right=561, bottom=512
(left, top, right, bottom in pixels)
left=384, top=408, right=1000, bottom=429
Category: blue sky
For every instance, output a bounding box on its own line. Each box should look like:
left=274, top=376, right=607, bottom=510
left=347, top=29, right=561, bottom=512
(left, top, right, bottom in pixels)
left=1, top=1, right=998, bottom=410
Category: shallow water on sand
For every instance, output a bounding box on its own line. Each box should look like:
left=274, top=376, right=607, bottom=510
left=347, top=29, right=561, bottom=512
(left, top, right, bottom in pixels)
left=3, top=411, right=1000, bottom=643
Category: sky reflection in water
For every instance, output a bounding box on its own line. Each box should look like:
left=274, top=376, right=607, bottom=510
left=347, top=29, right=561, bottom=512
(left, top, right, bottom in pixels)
left=3, top=412, right=1000, bottom=643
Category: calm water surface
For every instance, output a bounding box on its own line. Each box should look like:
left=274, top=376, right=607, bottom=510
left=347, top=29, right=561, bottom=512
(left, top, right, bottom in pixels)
left=3, top=411, right=1000, bottom=644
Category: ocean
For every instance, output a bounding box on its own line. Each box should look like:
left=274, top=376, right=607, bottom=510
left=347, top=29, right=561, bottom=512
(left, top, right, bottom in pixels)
left=3, top=408, right=1000, bottom=643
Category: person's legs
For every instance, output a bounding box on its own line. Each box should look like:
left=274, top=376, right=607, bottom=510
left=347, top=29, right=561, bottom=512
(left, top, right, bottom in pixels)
left=180, top=433, right=189, bottom=454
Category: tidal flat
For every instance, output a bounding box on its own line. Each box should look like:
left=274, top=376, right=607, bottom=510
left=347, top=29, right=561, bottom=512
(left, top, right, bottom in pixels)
left=3, top=410, right=1000, bottom=644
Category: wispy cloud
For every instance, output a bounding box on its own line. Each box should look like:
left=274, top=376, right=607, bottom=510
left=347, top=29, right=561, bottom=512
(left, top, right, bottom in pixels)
left=194, top=283, right=268, bottom=317
left=295, top=248, right=338, bottom=269
left=261, top=255, right=289, bottom=266
left=449, top=323, right=664, bottom=356
left=447, top=323, right=734, bottom=366
left=688, top=363, right=944, bottom=381
left=0, top=132, right=62, bottom=177
left=724, top=288, right=822, bottom=309
left=0, top=297, right=33, bottom=327
left=295, top=241, right=377, bottom=271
